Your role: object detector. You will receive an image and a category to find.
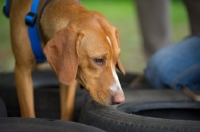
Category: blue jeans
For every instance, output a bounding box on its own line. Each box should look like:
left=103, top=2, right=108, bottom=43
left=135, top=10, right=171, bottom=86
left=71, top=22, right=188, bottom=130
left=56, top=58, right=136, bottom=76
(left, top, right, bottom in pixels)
left=145, top=36, right=200, bottom=90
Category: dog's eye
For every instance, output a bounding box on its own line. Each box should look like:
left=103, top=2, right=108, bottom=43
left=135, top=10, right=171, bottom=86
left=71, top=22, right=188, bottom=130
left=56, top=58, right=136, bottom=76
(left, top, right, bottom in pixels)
left=93, top=58, right=104, bottom=66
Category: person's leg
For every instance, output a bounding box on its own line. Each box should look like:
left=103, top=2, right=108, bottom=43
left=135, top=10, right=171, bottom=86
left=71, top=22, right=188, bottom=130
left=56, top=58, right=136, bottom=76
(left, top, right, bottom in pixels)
left=183, top=0, right=200, bottom=35
left=135, top=0, right=172, bottom=58
left=145, top=36, right=200, bottom=90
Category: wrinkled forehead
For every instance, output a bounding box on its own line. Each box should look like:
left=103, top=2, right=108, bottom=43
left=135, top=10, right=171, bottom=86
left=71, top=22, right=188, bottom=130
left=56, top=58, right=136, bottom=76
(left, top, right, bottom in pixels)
left=81, top=31, right=120, bottom=58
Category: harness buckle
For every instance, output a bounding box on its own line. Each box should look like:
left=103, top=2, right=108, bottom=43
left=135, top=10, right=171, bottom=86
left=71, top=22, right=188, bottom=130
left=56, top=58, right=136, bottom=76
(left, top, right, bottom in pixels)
left=25, top=12, right=37, bottom=27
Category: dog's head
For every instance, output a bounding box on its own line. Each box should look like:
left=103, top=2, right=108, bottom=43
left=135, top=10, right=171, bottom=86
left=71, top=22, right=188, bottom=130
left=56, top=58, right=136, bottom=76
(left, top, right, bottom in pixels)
left=44, top=13, right=125, bottom=105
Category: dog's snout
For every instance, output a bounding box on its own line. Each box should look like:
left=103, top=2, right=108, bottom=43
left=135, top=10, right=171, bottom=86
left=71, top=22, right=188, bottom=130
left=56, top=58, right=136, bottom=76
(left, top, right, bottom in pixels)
left=111, top=93, right=125, bottom=105
left=109, top=76, right=125, bottom=105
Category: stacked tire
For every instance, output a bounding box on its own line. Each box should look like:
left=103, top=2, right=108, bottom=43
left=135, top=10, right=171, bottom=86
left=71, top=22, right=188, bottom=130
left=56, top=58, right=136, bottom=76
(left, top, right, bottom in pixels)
left=1, top=70, right=200, bottom=132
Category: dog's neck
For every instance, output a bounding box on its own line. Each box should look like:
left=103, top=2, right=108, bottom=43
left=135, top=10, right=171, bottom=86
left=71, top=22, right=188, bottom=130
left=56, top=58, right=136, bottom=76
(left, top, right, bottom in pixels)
left=37, top=0, right=52, bottom=44
left=38, top=0, right=86, bottom=44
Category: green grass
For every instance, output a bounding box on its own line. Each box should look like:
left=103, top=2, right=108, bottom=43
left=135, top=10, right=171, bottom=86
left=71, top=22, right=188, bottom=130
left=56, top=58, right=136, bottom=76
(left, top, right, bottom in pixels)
left=170, top=1, right=189, bottom=42
left=0, top=1, right=13, bottom=72
left=0, top=0, right=189, bottom=73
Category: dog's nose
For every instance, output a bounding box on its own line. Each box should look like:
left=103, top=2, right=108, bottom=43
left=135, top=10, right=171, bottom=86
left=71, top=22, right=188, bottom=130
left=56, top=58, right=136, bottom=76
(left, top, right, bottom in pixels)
left=111, top=94, right=125, bottom=105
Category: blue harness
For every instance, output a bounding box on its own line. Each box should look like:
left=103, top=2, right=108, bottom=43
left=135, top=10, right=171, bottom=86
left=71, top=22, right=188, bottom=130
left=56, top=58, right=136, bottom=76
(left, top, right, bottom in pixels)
left=4, top=0, right=46, bottom=63
left=3, top=0, right=80, bottom=63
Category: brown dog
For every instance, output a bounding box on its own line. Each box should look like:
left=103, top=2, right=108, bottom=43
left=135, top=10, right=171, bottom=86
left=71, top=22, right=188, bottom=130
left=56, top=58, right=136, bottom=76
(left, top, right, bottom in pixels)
left=9, top=0, right=125, bottom=120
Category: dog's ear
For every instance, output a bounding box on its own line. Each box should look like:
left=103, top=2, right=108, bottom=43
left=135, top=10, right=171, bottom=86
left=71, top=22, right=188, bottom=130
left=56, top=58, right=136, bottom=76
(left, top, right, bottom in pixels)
left=116, top=59, right=125, bottom=75
left=115, top=29, right=125, bottom=75
left=44, top=27, right=83, bottom=85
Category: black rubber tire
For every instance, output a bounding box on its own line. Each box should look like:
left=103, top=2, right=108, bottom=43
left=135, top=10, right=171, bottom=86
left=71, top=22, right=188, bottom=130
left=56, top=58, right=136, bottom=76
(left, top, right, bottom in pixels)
left=79, top=89, right=200, bottom=132
left=0, top=70, right=142, bottom=121
left=0, top=117, right=105, bottom=132
left=0, top=97, right=7, bottom=117
left=0, top=70, right=91, bottom=121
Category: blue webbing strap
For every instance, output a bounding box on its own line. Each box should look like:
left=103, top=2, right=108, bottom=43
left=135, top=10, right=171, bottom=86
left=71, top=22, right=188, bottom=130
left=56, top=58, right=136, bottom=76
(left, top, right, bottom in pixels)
left=4, top=0, right=81, bottom=63
left=25, top=0, right=46, bottom=63
left=3, top=0, right=10, bottom=18
left=25, top=0, right=80, bottom=63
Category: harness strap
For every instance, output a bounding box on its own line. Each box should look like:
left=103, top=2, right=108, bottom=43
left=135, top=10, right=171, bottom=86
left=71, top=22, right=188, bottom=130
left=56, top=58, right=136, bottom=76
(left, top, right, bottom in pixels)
left=3, top=0, right=81, bottom=63
left=3, top=0, right=10, bottom=18
left=25, top=0, right=46, bottom=63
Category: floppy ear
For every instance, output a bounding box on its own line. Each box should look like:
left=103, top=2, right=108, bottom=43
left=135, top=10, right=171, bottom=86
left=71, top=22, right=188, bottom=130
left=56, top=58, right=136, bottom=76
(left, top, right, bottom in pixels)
left=115, top=29, right=125, bottom=75
left=44, top=27, right=83, bottom=85
left=116, top=59, right=125, bottom=75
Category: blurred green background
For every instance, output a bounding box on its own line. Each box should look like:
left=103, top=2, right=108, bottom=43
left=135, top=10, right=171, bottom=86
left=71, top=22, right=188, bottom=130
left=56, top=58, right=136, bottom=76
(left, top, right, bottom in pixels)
left=0, top=0, right=189, bottom=73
